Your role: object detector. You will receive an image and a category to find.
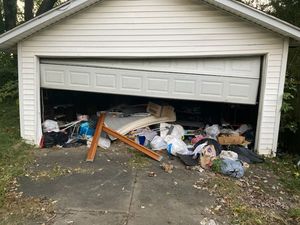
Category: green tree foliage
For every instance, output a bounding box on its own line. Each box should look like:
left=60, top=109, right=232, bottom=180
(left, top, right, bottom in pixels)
left=2, top=0, right=17, bottom=31
left=264, top=0, right=300, bottom=133
left=241, top=0, right=300, bottom=133
left=266, top=0, right=300, bottom=25
left=0, top=52, right=18, bottom=102
left=24, top=0, right=34, bottom=21
left=0, top=0, right=67, bottom=102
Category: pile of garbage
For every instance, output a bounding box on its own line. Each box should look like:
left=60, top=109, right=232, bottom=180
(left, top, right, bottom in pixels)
left=133, top=122, right=263, bottom=178
left=40, top=102, right=264, bottom=178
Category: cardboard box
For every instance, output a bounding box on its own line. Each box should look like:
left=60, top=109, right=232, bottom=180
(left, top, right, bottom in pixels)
left=147, top=102, right=174, bottom=117
left=217, top=135, right=245, bottom=145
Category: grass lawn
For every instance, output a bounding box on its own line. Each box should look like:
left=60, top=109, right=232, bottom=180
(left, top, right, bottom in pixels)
left=0, top=100, right=33, bottom=206
left=201, top=156, right=300, bottom=225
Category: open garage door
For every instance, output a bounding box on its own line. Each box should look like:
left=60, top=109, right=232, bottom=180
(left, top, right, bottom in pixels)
left=40, top=57, right=261, bottom=104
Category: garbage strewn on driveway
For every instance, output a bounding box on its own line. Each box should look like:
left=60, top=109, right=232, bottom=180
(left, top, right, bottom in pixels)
left=40, top=102, right=264, bottom=178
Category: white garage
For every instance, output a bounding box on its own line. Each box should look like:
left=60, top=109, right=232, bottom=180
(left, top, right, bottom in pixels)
left=0, top=0, right=300, bottom=155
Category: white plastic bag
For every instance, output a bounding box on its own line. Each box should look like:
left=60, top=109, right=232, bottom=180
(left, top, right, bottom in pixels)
left=42, top=120, right=59, bottom=133
left=164, top=135, right=190, bottom=156
left=150, top=136, right=167, bottom=150
left=219, top=150, right=238, bottom=161
left=98, top=137, right=111, bottom=149
left=87, top=136, right=111, bottom=149
left=135, top=128, right=157, bottom=141
left=235, top=124, right=251, bottom=134
left=205, top=124, right=220, bottom=140
left=160, top=123, right=185, bottom=140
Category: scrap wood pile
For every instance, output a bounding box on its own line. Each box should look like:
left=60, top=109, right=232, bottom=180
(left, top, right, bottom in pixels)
left=40, top=102, right=264, bottom=178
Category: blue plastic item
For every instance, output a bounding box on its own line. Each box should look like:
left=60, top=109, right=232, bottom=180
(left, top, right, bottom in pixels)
left=138, top=136, right=146, bottom=145
left=79, top=122, right=95, bottom=138
left=220, top=159, right=244, bottom=178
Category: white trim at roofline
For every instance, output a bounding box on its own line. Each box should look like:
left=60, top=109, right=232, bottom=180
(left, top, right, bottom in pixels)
left=0, top=0, right=100, bottom=49
left=202, top=0, right=300, bottom=41
left=0, top=0, right=299, bottom=50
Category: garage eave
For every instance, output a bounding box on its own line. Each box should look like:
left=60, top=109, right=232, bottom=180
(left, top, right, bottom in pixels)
left=202, top=0, right=300, bottom=42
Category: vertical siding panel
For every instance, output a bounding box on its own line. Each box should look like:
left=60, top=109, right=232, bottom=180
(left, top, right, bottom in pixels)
left=19, top=43, right=36, bottom=143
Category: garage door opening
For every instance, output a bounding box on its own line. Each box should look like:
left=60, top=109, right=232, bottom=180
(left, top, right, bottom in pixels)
left=41, top=88, right=259, bottom=150
left=39, top=56, right=263, bottom=160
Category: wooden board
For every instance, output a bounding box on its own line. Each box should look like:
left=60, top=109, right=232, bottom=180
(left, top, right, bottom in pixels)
left=86, top=113, right=163, bottom=162
left=86, top=113, right=105, bottom=162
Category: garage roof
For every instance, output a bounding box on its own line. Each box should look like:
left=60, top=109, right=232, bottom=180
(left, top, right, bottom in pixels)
left=0, top=0, right=300, bottom=49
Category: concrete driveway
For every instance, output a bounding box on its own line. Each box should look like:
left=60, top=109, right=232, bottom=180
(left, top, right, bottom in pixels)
left=19, top=142, right=224, bottom=225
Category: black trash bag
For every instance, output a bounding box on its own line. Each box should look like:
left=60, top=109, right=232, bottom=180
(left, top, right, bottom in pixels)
left=177, top=154, right=198, bottom=166
left=230, top=146, right=264, bottom=164
left=43, top=132, right=68, bottom=148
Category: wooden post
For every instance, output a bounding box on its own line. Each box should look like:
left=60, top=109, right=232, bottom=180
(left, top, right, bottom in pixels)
left=86, top=113, right=105, bottom=162
left=103, top=126, right=163, bottom=162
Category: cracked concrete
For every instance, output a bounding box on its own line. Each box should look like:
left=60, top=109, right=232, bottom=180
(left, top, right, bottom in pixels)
left=19, top=143, right=221, bottom=225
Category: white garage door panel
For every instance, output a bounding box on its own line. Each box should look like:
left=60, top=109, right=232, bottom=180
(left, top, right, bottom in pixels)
left=201, top=80, right=224, bottom=96
left=174, top=79, right=196, bottom=96
left=121, top=75, right=143, bottom=92
left=44, top=70, right=65, bottom=85
left=198, top=76, right=259, bottom=103
left=41, top=56, right=261, bottom=79
left=41, top=63, right=259, bottom=104
left=95, top=73, right=117, bottom=89
left=69, top=71, right=91, bottom=86
left=147, top=76, right=169, bottom=94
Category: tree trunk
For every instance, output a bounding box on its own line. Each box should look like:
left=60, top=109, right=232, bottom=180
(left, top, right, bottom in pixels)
left=2, top=0, right=17, bottom=31
left=36, top=0, right=59, bottom=16
left=0, top=2, right=6, bottom=34
left=25, top=0, right=34, bottom=21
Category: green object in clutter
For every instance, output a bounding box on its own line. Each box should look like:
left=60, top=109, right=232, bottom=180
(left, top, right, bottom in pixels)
left=211, top=158, right=222, bottom=173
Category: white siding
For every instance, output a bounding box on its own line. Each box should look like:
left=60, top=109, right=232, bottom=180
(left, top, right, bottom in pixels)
left=19, top=0, right=286, bottom=155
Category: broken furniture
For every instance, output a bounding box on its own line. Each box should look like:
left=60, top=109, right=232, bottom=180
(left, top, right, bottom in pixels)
left=86, top=113, right=163, bottom=162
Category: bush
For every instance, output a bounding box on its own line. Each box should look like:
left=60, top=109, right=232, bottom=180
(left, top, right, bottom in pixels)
left=0, top=52, right=18, bottom=102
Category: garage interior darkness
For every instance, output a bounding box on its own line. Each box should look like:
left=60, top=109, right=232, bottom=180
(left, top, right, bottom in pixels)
left=41, top=88, right=259, bottom=149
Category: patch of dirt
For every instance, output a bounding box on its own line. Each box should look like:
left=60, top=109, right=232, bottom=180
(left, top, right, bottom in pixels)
left=196, top=164, right=300, bottom=225
left=26, top=165, right=95, bottom=181
left=0, top=178, right=56, bottom=225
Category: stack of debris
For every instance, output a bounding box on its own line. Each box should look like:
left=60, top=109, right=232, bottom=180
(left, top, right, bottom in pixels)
left=40, top=102, right=264, bottom=179
left=157, top=122, right=263, bottom=178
